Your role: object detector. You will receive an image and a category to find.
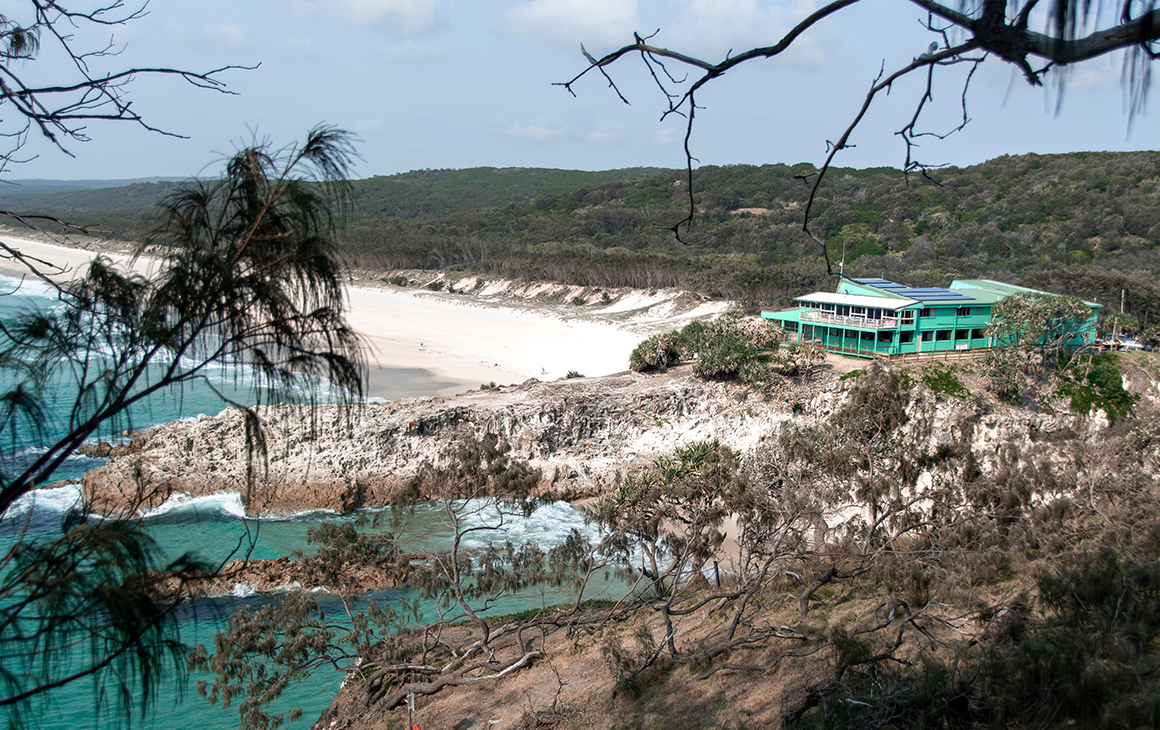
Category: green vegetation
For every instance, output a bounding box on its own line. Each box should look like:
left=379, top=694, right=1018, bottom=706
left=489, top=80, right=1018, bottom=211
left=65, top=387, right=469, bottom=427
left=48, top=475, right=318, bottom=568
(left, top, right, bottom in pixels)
left=629, top=313, right=783, bottom=386
left=9, top=151, right=1160, bottom=322
left=565, top=370, right=584, bottom=379
left=1056, top=354, right=1138, bottom=421
left=920, top=363, right=970, bottom=399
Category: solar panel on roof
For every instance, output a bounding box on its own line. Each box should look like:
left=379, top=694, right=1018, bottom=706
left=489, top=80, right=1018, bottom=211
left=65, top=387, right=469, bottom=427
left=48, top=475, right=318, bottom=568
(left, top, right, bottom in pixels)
left=851, top=278, right=976, bottom=301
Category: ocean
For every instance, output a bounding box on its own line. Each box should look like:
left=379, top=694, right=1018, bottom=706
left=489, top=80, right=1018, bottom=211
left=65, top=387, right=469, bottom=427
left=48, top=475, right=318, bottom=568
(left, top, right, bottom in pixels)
left=0, top=271, right=620, bottom=730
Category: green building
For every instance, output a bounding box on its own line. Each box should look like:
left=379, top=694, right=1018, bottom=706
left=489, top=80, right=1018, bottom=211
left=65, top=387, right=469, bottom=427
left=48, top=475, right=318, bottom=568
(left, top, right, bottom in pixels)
left=760, top=278, right=1101, bottom=358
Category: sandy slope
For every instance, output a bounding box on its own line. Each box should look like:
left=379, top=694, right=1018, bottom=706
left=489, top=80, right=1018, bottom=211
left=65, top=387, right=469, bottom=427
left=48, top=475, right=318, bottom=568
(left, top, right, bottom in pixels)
left=0, top=235, right=729, bottom=397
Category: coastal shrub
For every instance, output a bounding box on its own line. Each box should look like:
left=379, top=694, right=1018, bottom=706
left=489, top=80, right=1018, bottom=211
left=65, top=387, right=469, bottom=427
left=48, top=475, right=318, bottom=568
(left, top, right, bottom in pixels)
left=566, top=370, right=583, bottom=379
left=692, top=336, right=776, bottom=386
left=1056, top=354, right=1137, bottom=421
left=678, top=313, right=782, bottom=360
left=773, top=342, right=827, bottom=379
left=629, top=332, right=682, bottom=372
left=982, top=346, right=1024, bottom=402
left=385, top=275, right=408, bottom=286
left=601, top=292, right=612, bottom=305
left=713, top=310, right=783, bottom=350
left=572, top=296, right=586, bottom=306
left=794, top=552, right=1160, bottom=730
left=920, top=363, right=970, bottom=399
left=426, top=280, right=444, bottom=291
left=630, top=314, right=783, bottom=383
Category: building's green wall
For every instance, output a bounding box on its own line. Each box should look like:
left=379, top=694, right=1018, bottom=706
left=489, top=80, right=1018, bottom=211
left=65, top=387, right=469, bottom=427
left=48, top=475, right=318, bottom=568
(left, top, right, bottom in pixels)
left=762, top=279, right=1100, bottom=359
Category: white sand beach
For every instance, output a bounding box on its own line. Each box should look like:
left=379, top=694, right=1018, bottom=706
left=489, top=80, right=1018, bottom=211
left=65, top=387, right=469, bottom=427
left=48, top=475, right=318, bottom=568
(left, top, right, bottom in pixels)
left=0, top=236, right=659, bottom=398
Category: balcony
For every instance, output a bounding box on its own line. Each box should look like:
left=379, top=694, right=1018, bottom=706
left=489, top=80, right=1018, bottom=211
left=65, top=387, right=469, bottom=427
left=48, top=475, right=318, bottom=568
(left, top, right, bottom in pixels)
left=800, top=310, right=900, bottom=330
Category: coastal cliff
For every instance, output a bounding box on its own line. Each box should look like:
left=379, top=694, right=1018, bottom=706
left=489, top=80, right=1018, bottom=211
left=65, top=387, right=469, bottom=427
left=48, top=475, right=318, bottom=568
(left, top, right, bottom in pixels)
left=81, top=357, right=1152, bottom=519
left=82, top=367, right=798, bottom=516
left=76, top=356, right=1160, bottom=729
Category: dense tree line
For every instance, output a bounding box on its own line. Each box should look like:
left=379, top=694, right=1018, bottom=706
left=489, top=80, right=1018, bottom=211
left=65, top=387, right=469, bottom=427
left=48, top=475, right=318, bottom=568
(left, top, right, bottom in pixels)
left=4, top=152, right=1160, bottom=322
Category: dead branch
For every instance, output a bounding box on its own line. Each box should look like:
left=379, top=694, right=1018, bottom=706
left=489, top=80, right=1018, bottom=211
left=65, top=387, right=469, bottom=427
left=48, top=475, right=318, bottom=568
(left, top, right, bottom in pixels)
left=371, top=650, right=545, bottom=710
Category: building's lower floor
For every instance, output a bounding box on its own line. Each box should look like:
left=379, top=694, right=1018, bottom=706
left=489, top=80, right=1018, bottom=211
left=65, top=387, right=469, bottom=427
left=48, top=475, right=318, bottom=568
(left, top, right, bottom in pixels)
left=781, top=320, right=992, bottom=358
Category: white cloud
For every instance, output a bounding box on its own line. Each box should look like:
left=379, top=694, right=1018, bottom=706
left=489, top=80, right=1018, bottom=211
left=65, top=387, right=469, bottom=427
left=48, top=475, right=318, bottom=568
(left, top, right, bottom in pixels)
left=292, top=0, right=442, bottom=34
left=583, top=122, right=627, bottom=144
left=654, top=128, right=683, bottom=146
left=218, top=24, right=246, bottom=48
left=507, top=118, right=570, bottom=141
left=380, top=39, right=445, bottom=63
left=165, top=22, right=248, bottom=49
left=287, top=36, right=316, bottom=55
left=504, top=0, right=638, bottom=49
left=1065, top=65, right=1117, bottom=91
left=664, top=0, right=825, bottom=67
left=356, top=118, right=385, bottom=134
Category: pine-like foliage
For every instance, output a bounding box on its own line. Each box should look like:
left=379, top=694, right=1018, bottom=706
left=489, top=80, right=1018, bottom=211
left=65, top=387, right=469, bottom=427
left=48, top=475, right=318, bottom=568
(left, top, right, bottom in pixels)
left=0, top=127, right=366, bottom=726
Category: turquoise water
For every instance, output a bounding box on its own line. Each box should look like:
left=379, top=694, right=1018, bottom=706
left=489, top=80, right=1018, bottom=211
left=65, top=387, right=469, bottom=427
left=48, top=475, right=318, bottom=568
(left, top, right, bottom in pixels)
left=7, top=491, right=612, bottom=730
left=0, top=272, right=623, bottom=729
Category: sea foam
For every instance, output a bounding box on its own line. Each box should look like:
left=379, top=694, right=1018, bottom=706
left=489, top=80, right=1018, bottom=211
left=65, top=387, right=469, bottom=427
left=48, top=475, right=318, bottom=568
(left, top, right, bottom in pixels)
left=141, top=491, right=248, bottom=520
left=1, top=483, right=82, bottom=519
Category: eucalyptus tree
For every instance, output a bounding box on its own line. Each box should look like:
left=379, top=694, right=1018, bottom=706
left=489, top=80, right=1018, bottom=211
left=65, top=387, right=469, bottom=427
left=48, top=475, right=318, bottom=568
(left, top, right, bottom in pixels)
left=0, top=126, right=366, bottom=725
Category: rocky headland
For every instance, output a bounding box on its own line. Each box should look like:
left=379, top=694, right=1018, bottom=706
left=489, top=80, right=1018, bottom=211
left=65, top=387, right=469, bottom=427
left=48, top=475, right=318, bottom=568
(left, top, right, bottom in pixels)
left=81, top=356, right=1156, bottom=520
left=72, top=354, right=1160, bottom=729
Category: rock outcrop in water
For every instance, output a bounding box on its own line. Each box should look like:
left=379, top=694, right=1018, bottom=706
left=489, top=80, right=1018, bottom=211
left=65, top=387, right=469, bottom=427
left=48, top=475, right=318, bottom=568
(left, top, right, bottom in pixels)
left=83, top=367, right=797, bottom=516
left=80, top=359, right=1158, bottom=519
left=162, top=554, right=417, bottom=598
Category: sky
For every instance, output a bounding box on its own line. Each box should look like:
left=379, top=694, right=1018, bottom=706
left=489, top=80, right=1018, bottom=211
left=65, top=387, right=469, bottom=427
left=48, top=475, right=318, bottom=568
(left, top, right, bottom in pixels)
left=4, top=0, right=1157, bottom=182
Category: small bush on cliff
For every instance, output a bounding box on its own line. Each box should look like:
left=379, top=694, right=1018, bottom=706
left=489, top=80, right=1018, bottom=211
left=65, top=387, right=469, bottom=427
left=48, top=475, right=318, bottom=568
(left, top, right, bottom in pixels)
left=1057, top=354, right=1137, bottom=422
left=920, top=363, right=970, bottom=399
left=629, top=313, right=782, bottom=384
left=692, top=334, right=776, bottom=386
left=630, top=331, right=682, bottom=372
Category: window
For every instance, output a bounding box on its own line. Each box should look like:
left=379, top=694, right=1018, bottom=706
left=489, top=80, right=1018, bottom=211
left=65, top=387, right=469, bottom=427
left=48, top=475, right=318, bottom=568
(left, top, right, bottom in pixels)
left=838, top=305, right=850, bottom=317
left=861, top=331, right=874, bottom=342
left=955, top=329, right=969, bottom=340
left=921, top=331, right=933, bottom=342
left=852, top=306, right=865, bottom=318
left=920, top=308, right=934, bottom=317
left=900, top=331, right=914, bottom=344
left=936, top=330, right=951, bottom=341
left=900, top=310, right=915, bottom=325
left=877, top=331, right=893, bottom=343
left=957, top=306, right=973, bottom=316
left=972, top=328, right=987, bottom=340
left=785, top=321, right=798, bottom=332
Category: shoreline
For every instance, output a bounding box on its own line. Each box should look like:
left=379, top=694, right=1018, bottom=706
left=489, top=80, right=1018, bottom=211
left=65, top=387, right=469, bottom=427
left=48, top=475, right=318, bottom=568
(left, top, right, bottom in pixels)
left=0, top=235, right=646, bottom=398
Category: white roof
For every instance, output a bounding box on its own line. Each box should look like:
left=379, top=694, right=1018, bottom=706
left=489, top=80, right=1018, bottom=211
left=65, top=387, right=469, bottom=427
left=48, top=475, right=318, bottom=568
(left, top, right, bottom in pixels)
left=796, top=292, right=916, bottom=311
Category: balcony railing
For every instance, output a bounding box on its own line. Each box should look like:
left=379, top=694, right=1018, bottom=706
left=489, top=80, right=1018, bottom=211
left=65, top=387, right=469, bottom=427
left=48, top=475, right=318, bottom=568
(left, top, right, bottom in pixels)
left=800, top=310, right=900, bottom=330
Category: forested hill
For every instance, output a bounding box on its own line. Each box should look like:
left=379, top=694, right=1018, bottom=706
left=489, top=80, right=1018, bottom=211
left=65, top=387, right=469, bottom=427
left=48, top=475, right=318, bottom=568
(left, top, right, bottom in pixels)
left=2, top=152, right=1159, bottom=324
